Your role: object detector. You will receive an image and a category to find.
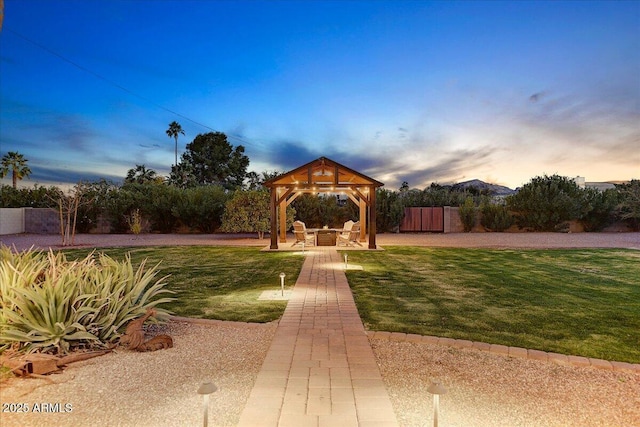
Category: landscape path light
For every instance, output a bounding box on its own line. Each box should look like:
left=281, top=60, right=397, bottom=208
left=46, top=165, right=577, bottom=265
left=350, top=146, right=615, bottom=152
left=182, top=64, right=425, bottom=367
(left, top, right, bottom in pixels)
left=344, top=254, right=348, bottom=269
left=427, top=381, right=447, bottom=427
left=197, top=381, right=218, bottom=427
left=279, top=272, right=286, bottom=296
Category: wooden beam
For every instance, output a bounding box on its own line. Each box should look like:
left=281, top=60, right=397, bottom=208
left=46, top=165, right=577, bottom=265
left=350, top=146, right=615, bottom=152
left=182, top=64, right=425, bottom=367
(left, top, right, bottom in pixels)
left=346, top=192, right=360, bottom=206
left=276, top=187, right=295, bottom=206
left=351, top=187, right=371, bottom=205
left=286, top=192, right=302, bottom=206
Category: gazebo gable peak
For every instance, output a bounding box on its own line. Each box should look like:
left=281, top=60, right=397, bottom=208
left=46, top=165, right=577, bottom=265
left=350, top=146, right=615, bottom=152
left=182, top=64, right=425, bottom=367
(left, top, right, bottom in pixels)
left=264, top=156, right=383, bottom=188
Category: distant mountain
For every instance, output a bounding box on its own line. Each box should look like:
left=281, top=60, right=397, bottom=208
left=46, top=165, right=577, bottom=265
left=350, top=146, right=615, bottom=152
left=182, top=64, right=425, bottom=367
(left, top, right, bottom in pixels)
left=451, top=179, right=516, bottom=196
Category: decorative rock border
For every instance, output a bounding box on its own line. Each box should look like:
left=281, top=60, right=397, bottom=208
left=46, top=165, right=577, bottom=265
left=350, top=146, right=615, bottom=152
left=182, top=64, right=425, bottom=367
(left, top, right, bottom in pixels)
left=367, top=331, right=640, bottom=374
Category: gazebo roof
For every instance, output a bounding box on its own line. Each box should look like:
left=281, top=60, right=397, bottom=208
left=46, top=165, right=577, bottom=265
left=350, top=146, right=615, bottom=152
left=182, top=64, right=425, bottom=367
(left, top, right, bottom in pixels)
left=263, top=157, right=384, bottom=189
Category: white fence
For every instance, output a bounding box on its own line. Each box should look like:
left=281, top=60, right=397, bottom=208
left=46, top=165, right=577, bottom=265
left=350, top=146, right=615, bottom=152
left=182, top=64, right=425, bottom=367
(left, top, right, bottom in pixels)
left=0, top=208, right=60, bottom=235
left=0, top=208, right=25, bottom=235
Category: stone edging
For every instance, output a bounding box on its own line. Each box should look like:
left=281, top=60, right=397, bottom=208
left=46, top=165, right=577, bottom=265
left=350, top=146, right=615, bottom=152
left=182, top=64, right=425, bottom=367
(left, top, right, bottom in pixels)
left=367, top=331, right=640, bottom=374
left=168, top=316, right=639, bottom=374
left=168, top=315, right=277, bottom=328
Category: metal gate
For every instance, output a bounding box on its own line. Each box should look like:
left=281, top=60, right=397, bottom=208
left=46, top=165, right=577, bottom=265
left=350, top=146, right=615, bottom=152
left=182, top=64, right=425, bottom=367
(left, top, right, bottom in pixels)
left=399, top=207, right=444, bottom=232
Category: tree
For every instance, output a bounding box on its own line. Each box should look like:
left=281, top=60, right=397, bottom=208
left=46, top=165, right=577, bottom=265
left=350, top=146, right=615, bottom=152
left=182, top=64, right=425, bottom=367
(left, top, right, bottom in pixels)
left=220, top=190, right=294, bottom=239
left=168, top=160, right=198, bottom=189
left=166, top=121, right=185, bottom=167
left=1, top=151, right=32, bottom=188
left=181, top=132, right=250, bottom=190
left=125, top=164, right=161, bottom=184
left=506, top=174, right=583, bottom=231
left=245, top=170, right=284, bottom=190
left=51, top=184, right=88, bottom=246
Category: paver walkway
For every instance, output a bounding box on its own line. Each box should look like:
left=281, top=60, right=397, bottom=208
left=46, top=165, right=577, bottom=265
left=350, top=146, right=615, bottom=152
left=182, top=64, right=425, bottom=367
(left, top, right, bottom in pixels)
left=238, top=247, right=398, bottom=427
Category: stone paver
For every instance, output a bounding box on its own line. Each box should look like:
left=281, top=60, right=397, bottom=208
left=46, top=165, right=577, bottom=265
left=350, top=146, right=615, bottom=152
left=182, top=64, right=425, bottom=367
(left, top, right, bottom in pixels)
left=238, top=248, right=398, bottom=427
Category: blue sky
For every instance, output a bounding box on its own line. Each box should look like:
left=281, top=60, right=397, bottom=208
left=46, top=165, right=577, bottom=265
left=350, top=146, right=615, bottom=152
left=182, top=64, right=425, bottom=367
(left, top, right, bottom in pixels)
left=1, top=0, right=638, bottom=190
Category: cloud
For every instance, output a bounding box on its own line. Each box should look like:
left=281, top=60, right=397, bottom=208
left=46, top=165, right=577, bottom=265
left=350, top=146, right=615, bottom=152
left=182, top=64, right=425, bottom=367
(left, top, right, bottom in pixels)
left=377, top=147, right=494, bottom=190
left=260, top=140, right=320, bottom=171
left=27, top=165, right=123, bottom=186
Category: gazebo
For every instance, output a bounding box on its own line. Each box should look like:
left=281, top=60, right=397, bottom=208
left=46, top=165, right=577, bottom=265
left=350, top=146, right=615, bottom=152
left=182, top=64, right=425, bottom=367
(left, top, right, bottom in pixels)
left=263, top=157, right=384, bottom=249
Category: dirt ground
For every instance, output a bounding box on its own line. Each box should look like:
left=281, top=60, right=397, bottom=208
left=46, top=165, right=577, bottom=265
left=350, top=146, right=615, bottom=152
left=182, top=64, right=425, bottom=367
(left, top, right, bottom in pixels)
left=1, top=230, right=639, bottom=252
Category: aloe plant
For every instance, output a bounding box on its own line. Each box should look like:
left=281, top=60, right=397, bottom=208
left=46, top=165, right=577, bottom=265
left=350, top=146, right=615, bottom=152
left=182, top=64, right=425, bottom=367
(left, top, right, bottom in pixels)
left=0, top=246, right=174, bottom=354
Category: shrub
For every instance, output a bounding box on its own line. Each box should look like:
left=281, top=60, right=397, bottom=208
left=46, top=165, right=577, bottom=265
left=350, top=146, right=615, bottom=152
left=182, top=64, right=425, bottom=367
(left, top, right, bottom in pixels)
left=220, top=190, right=295, bottom=238
left=579, top=188, right=618, bottom=232
left=0, top=184, right=62, bottom=208
left=480, top=200, right=514, bottom=231
left=615, top=180, right=640, bottom=231
left=171, top=185, right=228, bottom=232
left=458, top=197, right=477, bottom=232
left=507, top=174, right=582, bottom=231
left=376, top=188, right=404, bottom=232
left=0, top=246, right=173, bottom=354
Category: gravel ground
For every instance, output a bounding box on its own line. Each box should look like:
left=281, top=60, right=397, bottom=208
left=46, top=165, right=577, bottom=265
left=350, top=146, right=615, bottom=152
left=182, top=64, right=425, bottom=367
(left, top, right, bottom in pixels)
left=1, top=232, right=639, bottom=426
left=0, top=320, right=277, bottom=427
left=373, top=339, right=640, bottom=427
left=2, top=322, right=638, bottom=427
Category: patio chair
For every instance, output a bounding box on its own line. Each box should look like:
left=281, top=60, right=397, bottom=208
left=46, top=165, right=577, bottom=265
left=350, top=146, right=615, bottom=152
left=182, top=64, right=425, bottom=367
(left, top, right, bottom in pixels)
left=337, top=220, right=354, bottom=242
left=337, top=221, right=362, bottom=246
left=292, top=220, right=315, bottom=247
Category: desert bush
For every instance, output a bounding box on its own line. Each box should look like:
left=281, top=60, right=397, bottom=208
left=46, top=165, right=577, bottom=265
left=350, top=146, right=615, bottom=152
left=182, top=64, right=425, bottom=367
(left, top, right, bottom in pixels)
left=507, top=174, right=582, bottom=231
left=376, top=188, right=404, bottom=232
left=458, top=197, right=477, bottom=232
left=579, top=187, right=618, bottom=231
left=220, top=190, right=295, bottom=238
left=171, top=185, right=228, bottom=232
left=615, top=180, right=640, bottom=231
left=480, top=200, right=514, bottom=231
left=0, top=246, right=173, bottom=354
left=73, top=179, right=119, bottom=232
left=0, top=184, right=62, bottom=208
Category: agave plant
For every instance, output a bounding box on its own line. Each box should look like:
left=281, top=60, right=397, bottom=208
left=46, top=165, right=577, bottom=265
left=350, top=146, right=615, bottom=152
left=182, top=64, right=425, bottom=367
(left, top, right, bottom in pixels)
left=0, top=245, right=174, bottom=354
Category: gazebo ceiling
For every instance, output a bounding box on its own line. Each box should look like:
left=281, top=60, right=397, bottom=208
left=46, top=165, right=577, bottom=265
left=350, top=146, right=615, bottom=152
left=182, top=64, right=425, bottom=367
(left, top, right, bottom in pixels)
left=264, top=157, right=383, bottom=189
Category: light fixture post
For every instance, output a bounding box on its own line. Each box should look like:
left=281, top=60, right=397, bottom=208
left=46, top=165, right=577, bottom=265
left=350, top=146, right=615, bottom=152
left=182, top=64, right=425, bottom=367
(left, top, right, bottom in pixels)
left=197, top=381, right=217, bottom=427
left=279, top=272, right=286, bottom=296
left=427, top=382, right=447, bottom=427
left=344, top=254, right=348, bottom=269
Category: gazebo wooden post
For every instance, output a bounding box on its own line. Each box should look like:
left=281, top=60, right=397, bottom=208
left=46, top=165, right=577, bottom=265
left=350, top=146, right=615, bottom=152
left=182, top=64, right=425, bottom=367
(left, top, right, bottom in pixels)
left=279, top=196, right=287, bottom=243
left=270, top=188, right=278, bottom=249
left=368, top=187, right=377, bottom=249
left=359, top=196, right=367, bottom=242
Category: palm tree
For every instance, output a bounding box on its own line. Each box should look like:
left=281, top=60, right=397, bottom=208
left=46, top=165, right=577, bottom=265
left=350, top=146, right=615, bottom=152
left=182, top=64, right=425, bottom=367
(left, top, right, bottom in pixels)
left=125, top=164, right=159, bottom=184
left=166, top=121, right=185, bottom=167
left=0, top=151, right=32, bottom=188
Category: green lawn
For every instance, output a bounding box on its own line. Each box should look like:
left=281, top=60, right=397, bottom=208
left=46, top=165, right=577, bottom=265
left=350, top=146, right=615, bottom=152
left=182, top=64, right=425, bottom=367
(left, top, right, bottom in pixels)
left=61, top=246, right=640, bottom=362
left=340, top=247, right=640, bottom=363
left=63, top=247, right=305, bottom=323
